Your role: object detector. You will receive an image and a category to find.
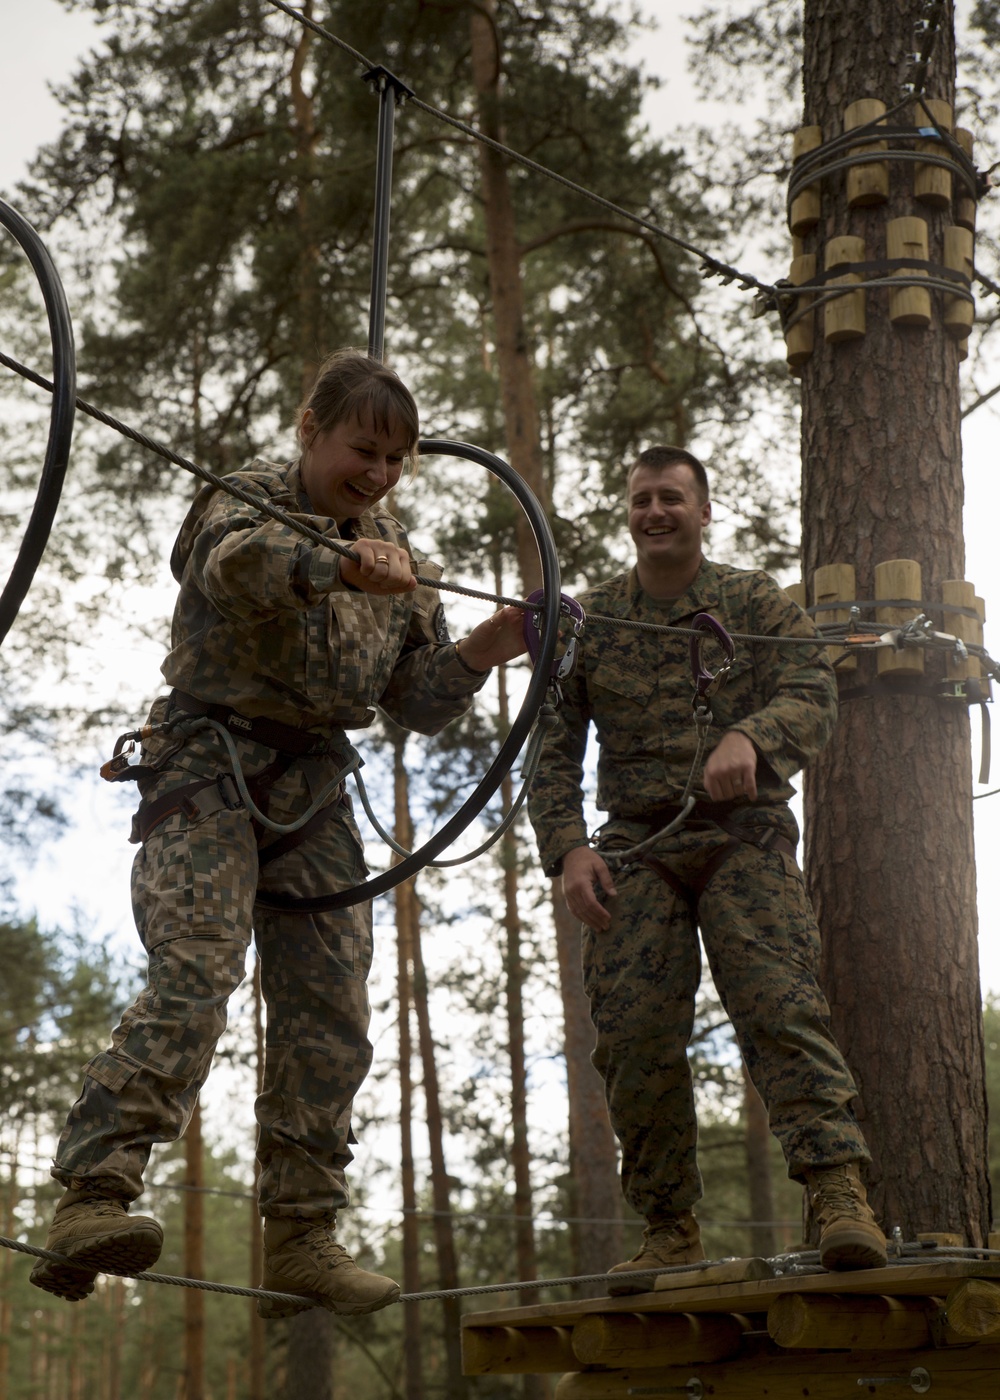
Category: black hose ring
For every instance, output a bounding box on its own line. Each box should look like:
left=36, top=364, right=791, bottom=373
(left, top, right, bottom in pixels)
left=256, top=438, right=561, bottom=912
left=0, top=198, right=76, bottom=646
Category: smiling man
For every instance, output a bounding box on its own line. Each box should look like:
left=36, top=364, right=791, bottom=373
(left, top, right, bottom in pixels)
left=528, top=445, right=887, bottom=1286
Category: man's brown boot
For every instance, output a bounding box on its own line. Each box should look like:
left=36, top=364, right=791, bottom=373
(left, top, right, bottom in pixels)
left=258, top=1218, right=401, bottom=1319
left=29, top=1190, right=163, bottom=1302
left=607, top=1211, right=706, bottom=1295
left=804, top=1162, right=887, bottom=1271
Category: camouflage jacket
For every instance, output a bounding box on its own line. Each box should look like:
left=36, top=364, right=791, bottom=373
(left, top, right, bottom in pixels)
left=158, top=458, right=486, bottom=736
left=527, top=558, right=837, bottom=875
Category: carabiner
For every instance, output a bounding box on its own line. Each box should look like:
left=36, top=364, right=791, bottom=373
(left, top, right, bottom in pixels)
left=690, top=612, right=736, bottom=706
left=523, top=590, right=586, bottom=682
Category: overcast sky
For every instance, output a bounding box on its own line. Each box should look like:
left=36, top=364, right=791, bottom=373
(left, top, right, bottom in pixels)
left=2, top=0, right=1000, bottom=997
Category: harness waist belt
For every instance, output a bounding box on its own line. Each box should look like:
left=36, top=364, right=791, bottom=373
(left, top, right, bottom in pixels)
left=169, top=690, right=332, bottom=756
left=608, top=799, right=743, bottom=826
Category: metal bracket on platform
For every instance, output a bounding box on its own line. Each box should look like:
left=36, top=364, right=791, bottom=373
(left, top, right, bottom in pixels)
left=854, top=1367, right=931, bottom=1393
left=626, top=1383, right=703, bottom=1400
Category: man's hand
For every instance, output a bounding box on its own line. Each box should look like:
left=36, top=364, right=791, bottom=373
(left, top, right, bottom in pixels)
left=456, top=607, right=528, bottom=671
left=703, top=730, right=758, bottom=802
left=562, top=845, right=617, bottom=931
left=341, top=539, right=417, bottom=595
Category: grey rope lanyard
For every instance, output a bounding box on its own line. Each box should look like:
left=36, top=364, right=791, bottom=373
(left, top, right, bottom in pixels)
left=601, top=613, right=736, bottom=870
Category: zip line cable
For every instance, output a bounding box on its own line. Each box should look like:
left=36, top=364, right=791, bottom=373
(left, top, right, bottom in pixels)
left=5, top=341, right=998, bottom=679
left=0, top=349, right=955, bottom=655
left=1, top=1230, right=997, bottom=1309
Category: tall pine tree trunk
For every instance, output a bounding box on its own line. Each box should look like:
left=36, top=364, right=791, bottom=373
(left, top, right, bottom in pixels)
left=469, top=0, right=547, bottom=585
left=394, top=736, right=425, bottom=1400
left=741, top=1060, right=776, bottom=1258
left=249, top=956, right=266, bottom=1400
left=290, top=0, right=322, bottom=393
left=497, top=660, right=539, bottom=1301
left=800, top=0, right=990, bottom=1240
left=285, top=1310, right=335, bottom=1400
left=470, top=0, right=620, bottom=1278
left=0, top=1155, right=16, bottom=1400
left=183, top=1100, right=205, bottom=1400
left=410, top=882, right=468, bottom=1400
left=551, top=889, right=622, bottom=1290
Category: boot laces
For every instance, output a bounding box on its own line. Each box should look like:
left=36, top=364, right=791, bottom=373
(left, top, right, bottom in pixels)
left=299, top=1229, right=355, bottom=1271
left=76, top=1199, right=127, bottom=1220
left=813, top=1169, right=863, bottom=1219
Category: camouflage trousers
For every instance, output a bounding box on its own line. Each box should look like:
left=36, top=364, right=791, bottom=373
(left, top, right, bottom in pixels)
left=586, top=817, right=869, bottom=1222
left=52, top=730, right=372, bottom=1221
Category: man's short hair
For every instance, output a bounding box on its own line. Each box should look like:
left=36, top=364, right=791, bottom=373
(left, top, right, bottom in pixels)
left=628, top=446, right=710, bottom=503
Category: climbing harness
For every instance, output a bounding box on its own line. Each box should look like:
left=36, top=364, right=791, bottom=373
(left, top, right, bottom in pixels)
left=102, top=691, right=363, bottom=863
left=600, top=613, right=737, bottom=872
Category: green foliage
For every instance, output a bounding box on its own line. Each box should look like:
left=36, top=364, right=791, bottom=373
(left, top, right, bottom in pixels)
left=984, top=992, right=1000, bottom=1219
left=0, top=919, right=122, bottom=1125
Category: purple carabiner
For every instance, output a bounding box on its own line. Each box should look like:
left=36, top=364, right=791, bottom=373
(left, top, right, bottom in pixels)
left=690, top=612, right=735, bottom=701
left=523, top=589, right=586, bottom=679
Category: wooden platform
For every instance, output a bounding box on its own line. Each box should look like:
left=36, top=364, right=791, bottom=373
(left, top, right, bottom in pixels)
left=461, top=1254, right=1000, bottom=1398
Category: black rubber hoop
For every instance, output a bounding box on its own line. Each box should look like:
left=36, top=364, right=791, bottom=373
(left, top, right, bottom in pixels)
left=256, top=438, right=561, bottom=912
left=0, top=199, right=76, bottom=647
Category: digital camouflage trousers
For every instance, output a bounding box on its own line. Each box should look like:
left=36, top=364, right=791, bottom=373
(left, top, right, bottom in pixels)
left=586, top=817, right=869, bottom=1223
left=52, top=732, right=372, bottom=1221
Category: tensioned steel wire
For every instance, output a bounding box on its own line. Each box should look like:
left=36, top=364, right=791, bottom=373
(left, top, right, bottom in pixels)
left=1, top=346, right=930, bottom=657
left=2, top=1232, right=998, bottom=1308
left=6, top=336, right=997, bottom=667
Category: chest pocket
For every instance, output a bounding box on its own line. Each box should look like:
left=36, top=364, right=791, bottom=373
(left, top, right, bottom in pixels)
left=589, top=658, right=656, bottom=752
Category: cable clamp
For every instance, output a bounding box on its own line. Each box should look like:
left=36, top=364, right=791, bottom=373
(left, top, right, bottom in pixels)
left=361, top=64, right=415, bottom=104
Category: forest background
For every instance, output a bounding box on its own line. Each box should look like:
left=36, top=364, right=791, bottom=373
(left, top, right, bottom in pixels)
left=2, top=2, right=1000, bottom=1399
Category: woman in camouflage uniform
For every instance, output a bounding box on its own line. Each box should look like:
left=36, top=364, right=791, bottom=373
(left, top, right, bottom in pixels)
left=33, top=350, right=526, bottom=1317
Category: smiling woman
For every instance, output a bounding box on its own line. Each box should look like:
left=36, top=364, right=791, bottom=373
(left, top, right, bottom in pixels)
left=29, top=346, right=528, bottom=1318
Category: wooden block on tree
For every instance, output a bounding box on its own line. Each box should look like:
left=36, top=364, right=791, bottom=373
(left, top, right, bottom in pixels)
left=845, top=98, right=888, bottom=207
left=572, top=1311, right=747, bottom=1367
left=875, top=558, right=924, bottom=677
left=768, top=1291, right=933, bottom=1350
left=462, top=1324, right=580, bottom=1374
left=813, top=562, right=857, bottom=670
left=786, top=253, right=817, bottom=371
left=955, top=128, right=977, bottom=232
left=945, top=1278, right=1000, bottom=1338
left=943, top=225, right=975, bottom=338
left=913, top=98, right=953, bottom=208
left=790, top=125, right=823, bottom=235
left=823, top=235, right=865, bottom=343
left=783, top=581, right=807, bottom=610
left=916, top=1231, right=967, bottom=1248
left=886, top=217, right=930, bottom=328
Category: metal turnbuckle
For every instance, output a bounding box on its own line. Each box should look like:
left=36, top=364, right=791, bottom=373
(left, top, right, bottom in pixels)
left=856, top=1367, right=931, bottom=1393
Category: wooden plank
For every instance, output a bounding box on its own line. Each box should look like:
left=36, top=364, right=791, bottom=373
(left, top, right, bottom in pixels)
left=552, top=1338, right=1000, bottom=1399
left=462, top=1324, right=578, bottom=1375
left=767, top=1291, right=935, bottom=1350
left=572, top=1311, right=747, bottom=1367
left=945, top=1279, right=1000, bottom=1339
left=462, top=1260, right=1000, bottom=1331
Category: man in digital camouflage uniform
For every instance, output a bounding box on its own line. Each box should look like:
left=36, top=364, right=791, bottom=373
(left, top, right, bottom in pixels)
left=31, top=352, right=525, bottom=1316
left=528, top=445, right=886, bottom=1288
